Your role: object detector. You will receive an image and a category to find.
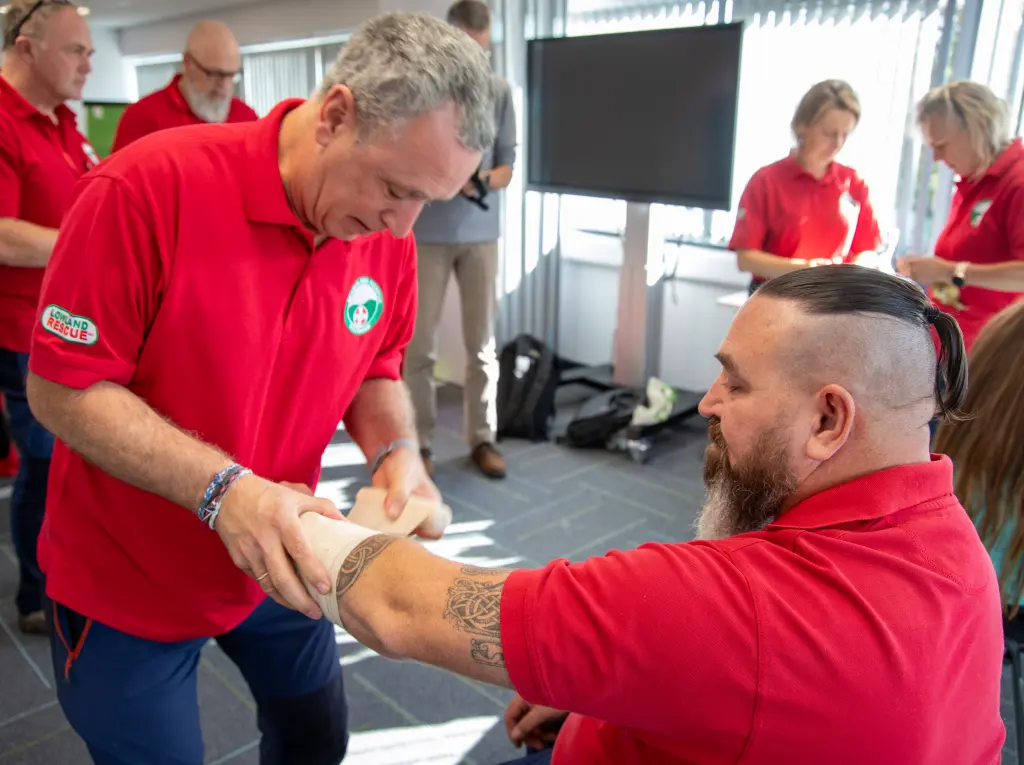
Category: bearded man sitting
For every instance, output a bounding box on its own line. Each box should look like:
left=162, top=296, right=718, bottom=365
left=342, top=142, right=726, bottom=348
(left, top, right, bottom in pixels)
left=295, top=266, right=1008, bottom=764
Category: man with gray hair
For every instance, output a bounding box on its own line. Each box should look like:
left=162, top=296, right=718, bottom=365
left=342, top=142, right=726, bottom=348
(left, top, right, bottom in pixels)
left=111, top=19, right=257, bottom=152
left=23, top=12, right=493, bottom=764
left=404, top=0, right=518, bottom=480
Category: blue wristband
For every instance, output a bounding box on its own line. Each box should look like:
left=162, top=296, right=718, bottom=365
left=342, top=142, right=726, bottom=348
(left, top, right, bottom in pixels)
left=370, top=439, right=419, bottom=476
left=197, top=463, right=253, bottom=530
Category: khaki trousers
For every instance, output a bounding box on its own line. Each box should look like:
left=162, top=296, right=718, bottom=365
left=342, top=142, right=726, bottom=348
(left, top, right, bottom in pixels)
left=404, top=242, right=499, bottom=450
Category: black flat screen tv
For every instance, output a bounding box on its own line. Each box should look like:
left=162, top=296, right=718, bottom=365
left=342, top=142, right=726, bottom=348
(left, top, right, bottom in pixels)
left=526, top=23, right=743, bottom=210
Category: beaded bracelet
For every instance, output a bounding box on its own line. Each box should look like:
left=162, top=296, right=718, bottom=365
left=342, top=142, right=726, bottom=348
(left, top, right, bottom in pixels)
left=197, top=463, right=253, bottom=530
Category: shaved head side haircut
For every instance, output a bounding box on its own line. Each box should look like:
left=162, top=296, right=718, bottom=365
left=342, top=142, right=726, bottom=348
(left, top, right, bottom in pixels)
left=756, top=266, right=968, bottom=421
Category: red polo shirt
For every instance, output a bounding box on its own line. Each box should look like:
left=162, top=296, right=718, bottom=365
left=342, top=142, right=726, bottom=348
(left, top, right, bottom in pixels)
left=0, top=75, right=97, bottom=353
left=729, top=156, right=882, bottom=269
left=501, top=456, right=1004, bottom=764
left=30, top=99, right=418, bottom=641
left=931, top=138, right=1024, bottom=351
left=111, top=74, right=258, bottom=153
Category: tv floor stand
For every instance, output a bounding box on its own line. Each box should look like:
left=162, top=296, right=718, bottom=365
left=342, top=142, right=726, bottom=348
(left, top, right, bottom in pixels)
left=555, top=200, right=706, bottom=463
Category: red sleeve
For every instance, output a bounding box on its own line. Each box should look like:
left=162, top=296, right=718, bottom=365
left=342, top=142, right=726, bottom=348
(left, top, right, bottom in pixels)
left=0, top=118, right=21, bottom=217
left=29, top=175, right=165, bottom=388
left=728, top=172, right=768, bottom=251
left=847, top=173, right=882, bottom=257
left=501, top=542, right=758, bottom=738
left=111, top=104, right=153, bottom=153
left=230, top=101, right=260, bottom=122
left=364, top=235, right=417, bottom=380
left=1000, top=183, right=1024, bottom=260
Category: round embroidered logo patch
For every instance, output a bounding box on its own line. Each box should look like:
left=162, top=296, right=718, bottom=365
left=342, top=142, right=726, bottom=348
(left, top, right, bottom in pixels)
left=344, top=277, right=384, bottom=336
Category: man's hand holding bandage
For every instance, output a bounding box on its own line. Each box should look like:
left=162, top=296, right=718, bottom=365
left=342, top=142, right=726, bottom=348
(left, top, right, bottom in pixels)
left=297, top=488, right=453, bottom=624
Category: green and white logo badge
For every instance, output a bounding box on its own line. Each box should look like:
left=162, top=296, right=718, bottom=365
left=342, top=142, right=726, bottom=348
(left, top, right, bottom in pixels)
left=344, top=277, right=384, bottom=336
left=40, top=304, right=98, bottom=345
left=82, top=142, right=100, bottom=169
left=970, top=199, right=993, bottom=227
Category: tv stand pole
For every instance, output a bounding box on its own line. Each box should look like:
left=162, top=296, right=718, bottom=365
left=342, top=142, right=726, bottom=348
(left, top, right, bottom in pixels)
left=558, top=201, right=704, bottom=462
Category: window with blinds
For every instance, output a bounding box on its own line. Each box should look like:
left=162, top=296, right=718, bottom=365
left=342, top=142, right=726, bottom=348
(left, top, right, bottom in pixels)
left=556, top=0, right=1024, bottom=253
left=241, top=48, right=317, bottom=116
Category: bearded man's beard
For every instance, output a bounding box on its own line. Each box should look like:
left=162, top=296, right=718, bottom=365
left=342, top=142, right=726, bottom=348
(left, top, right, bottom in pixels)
left=696, top=415, right=798, bottom=540
left=182, top=79, right=232, bottom=124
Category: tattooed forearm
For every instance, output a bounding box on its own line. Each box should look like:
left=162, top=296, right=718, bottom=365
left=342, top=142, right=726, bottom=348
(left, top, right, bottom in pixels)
left=444, top=568, right=508, bottom=668
left=459, top=564, right=511, bottom=577
left=336, top=534, right=397, bottom=599
left=444, top=577, right=504, bottom=637
left=470, top=638, right=506, bottom=667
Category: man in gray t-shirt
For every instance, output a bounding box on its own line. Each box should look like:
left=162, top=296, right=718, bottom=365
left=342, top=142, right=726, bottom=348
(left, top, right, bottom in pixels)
left=405, top=0, right=517, bottom=480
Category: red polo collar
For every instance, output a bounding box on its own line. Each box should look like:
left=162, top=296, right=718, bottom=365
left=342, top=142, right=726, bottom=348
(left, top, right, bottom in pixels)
left=240, top=98, right=315, bottom=247
left=770, top=455, right=955, bottom=530
left=782, top=152, right=842, bottom=185
left=0, top=74, right=78, bottom=125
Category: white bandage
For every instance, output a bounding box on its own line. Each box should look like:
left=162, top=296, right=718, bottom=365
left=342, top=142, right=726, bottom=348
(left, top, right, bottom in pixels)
left=346, top=487, right=452, bottom=538
left=298, top=513, right=379, bottom=626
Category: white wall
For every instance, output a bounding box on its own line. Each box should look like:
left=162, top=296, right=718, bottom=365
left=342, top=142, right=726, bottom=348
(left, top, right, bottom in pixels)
left=117, top=0, right=451, bottom=58
left=657, top=245, right=747, bottom=392
left=83, top=27, right=131, bottom=102
left=118, top=0, right=378, bottom=57
left=548, top=240, right=745, bottom=394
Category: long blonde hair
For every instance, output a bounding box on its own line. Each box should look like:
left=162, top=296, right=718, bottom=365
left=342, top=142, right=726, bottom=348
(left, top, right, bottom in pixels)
left=934, top=300, right=1024, bottom=617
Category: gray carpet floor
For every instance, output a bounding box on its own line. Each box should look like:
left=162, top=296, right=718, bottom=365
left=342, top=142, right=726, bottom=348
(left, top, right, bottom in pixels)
left=0, top=383, right=1019, bottom=764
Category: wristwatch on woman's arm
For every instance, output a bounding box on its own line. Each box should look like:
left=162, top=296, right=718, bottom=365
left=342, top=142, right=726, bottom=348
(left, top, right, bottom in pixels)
left=951, top=261, right=969, bottom=288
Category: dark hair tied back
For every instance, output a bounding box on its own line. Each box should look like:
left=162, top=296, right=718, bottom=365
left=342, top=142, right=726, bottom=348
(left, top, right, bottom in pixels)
left=757, top=265, right=968, bottom=421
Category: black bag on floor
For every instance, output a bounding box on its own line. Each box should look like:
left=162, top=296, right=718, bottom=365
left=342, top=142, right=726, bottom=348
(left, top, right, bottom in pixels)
left=496, top=334, right=559, bottom=442
left=561, top=388, right=642, bottom=448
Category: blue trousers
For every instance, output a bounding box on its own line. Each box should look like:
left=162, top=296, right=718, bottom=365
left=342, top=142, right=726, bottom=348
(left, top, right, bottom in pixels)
left=0, top=348, right=54, bottom=615
left=47, top=597, right=349, bottom=765
left=499, top=748, right=554, bottom=765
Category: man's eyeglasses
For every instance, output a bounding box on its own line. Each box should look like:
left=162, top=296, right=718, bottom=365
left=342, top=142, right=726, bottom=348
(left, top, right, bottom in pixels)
left=3, top=0, right=73, bottom=49
left=185, top=52, right=242, bottom=85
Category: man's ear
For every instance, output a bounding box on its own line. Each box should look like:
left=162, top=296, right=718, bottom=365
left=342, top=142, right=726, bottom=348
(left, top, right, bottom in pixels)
left=805, top=384, right=854, bottom=462
left=14, top=36, right=37, bottom=60
left=315, top=84, right=357, bottom=146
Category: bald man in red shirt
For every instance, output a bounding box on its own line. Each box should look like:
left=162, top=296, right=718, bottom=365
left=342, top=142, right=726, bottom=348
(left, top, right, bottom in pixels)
left=303, top=266, right=1005, bottom=765
left=111, top=19, right=256, bottom=152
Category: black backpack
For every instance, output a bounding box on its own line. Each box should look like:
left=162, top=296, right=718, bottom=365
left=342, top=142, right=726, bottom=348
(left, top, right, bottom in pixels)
left=561, top=388, right=642, bottom=449
left=496, top=334, right=559, bottom=442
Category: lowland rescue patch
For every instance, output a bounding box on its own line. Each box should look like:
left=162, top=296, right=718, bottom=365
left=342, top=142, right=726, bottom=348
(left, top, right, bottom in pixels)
left=40, top=304, right=99, bottom=346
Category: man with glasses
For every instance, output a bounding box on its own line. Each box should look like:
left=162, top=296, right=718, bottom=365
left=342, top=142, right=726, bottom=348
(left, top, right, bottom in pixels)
left=111, top=19, right=256, bottom=152
left=0, top=0, right=96, bottom=635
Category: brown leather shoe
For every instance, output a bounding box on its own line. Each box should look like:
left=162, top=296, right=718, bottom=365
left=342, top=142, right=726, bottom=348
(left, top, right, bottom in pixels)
left=420, top=448, right=435, bottom=478
left=472, top=443, right=506, bottom=479
left=18, top=610, right=46, bottom=635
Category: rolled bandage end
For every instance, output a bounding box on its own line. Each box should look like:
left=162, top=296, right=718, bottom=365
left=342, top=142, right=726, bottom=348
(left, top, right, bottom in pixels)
left=418, top=500, right=453, bottom=537
left=346, top=487, right=452, bottom=538
left=298, top=512, right=381, bottom=626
